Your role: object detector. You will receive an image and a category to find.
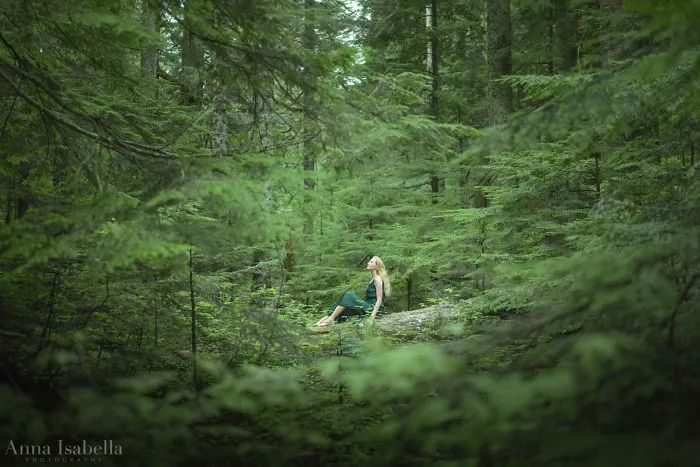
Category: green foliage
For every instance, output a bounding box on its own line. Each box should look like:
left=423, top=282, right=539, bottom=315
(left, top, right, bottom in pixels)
left=1, top=0, right=699, bottom=465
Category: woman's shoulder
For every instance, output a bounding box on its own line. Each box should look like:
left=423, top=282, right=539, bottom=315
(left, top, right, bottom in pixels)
left=373, top=276, right=383, bottom=285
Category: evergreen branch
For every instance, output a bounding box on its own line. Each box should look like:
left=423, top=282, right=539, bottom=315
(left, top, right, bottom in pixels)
left=159, top=2, right=303, bottom=67
left=0, top=30, right=178, bottom=159
left=0, top=64, right=176, bottom=160
left=44, top=11, right=140, bottom=87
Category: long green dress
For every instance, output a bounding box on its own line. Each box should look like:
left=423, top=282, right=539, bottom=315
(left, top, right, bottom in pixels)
left=327, top=277, right=385, bottom=320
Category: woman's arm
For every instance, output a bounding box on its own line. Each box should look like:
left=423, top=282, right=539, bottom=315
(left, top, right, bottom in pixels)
left=370, top=277, right=383, bottom=319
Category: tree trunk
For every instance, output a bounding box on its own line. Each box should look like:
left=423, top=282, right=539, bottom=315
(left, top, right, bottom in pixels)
left=426, top=1, right=444, bottom=202
left=4, top=181, right=11, bottom=224
left=210, top=80, right=229, bottom=156
left=139, top=0, right=158, bottom=79
left=153, top=302, right=159, bottom=350
left=473, top=0, right=512, bottom=209
left=552, top=0, right=578, bottom=73
left=283, top=229, right=294, bottom=273
left=486, top=0, right=512, bottom=125
left=426, top=1, right=439, bottom=117
left=251, top=248, right=270, bottom=305
left=209, top=8, right=229, bottom=157
left=15, top=162, right=30, bottom=219
left=189, top=247, right=199, bottom=391
left=600, top=0, right=623, bottom=68
left=181, top=1, right=203, bottom=105
left=302, top=0, right=317, bottom=234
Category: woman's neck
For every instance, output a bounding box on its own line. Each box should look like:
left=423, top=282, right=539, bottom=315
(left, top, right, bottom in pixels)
left=371, top=271, right=379, bottom=279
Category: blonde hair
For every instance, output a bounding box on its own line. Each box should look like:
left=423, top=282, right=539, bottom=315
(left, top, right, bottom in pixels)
left=372, top=256, right=392, bottom=296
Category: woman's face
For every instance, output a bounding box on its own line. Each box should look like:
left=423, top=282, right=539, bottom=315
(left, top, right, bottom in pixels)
left=366, top=257, right=378, bottom=271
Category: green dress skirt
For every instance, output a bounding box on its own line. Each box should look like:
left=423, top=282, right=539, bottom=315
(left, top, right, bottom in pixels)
left=327, top=278, right=385, bottom=320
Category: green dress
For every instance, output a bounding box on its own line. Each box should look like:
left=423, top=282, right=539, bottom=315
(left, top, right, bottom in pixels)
left=327, top=278, right=385, bottom=320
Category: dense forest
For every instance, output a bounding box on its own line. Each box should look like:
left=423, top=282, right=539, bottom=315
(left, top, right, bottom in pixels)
left=1, top=0, right=698, bottom=465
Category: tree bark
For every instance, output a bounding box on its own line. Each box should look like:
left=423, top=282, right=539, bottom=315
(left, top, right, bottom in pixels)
left=426, top=1, right=439, bottom=118
left=189, top=247, right=199, bottom=391
left=426, top=1, right=444, bottom=201
left=552, top=0, right=578, bottom=73
left=181, top=0, right=203, bottom=105
left=600, top=0, right=623, bottom=68
left=209, top=9, right=229, bottom=157
left=15, top=162, right=30, bottom=219
left=486, top=0, right=512, bottom=125
left=4, top=181, right=11, bottom=224
left=153, top=302, right=159, bottom=350
left=210, top=79, right=229, bottom=156
left=302, top=0, right=317, bottom=234
left=139, top=0, right=158, bottom=79
left=473, top=0, right=512, bottom=209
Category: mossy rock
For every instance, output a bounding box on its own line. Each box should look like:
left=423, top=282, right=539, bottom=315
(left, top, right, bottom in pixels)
left=309, top=304, right=462, bottom=345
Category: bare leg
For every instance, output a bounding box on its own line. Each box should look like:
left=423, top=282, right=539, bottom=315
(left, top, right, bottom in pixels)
left=317, top=305, right=345, bottom=326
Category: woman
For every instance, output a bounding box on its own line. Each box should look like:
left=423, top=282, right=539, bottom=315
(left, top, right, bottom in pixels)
left=315, top=256, right=392, bottom=327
